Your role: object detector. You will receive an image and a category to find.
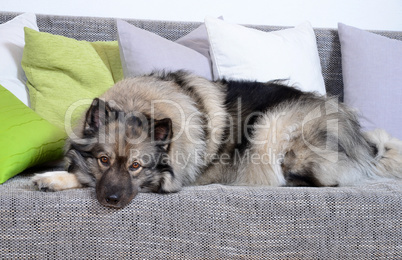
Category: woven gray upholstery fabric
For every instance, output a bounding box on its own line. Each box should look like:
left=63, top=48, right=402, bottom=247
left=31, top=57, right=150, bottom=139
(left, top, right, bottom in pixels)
left=1, top=12, right=402, bottom=259
left=2, top=172, right=402, bottom=259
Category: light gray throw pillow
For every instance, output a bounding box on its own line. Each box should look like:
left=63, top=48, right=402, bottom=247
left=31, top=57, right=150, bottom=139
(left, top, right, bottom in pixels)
left=175, top=22, right=211, bottom=59
left=117, top=19, right=213, bottom=80
left=339, top=23, right=402, bottom=139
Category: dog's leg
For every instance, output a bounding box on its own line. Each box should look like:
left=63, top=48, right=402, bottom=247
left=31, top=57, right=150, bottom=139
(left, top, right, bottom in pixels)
left=32, top=171, right=82, bottom=191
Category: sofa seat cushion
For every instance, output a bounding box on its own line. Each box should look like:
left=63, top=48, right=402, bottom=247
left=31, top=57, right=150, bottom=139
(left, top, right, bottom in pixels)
left=1, top=171, right=401, bottom=258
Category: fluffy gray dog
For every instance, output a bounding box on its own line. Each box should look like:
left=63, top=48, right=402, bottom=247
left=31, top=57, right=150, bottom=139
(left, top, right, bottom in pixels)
left=32, top=71, right=402, bottom=208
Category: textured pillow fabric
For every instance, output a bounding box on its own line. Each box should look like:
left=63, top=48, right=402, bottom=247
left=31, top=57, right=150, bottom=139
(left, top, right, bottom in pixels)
left=339, top=23, right=402, bottom=139
left=22, top=28, right=123, bottom=131
left=117, top=19, right=213, bottom=80
left=0, top=84, right=66, bottom=184
left=0, top=13, right=38, bottom=106
left=205, top=17, right=326, bottom=95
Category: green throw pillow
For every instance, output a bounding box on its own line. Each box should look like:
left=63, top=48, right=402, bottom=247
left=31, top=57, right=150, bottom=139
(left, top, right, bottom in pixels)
left=22, top=27, right=123, bottom=131
left=0, top=85, right=66, bottom=184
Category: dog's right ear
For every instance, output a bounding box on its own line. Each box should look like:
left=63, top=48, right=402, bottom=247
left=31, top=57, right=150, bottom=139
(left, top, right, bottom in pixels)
left=84, top=98, right=117, bottom=135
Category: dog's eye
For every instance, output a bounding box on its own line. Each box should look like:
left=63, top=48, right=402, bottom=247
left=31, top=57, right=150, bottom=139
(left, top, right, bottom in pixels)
left=129, top=162, right=141, bottom=171
left=99, top=156, right=110, bottom=166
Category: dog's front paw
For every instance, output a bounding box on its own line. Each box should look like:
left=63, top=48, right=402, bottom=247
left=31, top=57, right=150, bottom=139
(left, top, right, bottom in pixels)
left=32, top=171, right=82, bottom=191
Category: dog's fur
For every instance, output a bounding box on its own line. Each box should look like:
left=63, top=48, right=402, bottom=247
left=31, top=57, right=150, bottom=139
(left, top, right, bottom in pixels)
left=32, top=71, right=402, bottom=208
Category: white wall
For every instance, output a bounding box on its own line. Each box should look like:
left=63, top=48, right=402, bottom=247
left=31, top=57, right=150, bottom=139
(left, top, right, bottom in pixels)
left=1, top=0, right=401, bottom=31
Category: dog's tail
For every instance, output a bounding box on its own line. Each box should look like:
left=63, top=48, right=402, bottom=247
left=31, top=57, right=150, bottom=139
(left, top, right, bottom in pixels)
left=364, top=129, right=402, bottom=179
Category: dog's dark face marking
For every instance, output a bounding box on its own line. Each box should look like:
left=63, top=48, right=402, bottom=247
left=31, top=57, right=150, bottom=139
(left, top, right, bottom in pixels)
left=68, top=98, right=173, bottom=208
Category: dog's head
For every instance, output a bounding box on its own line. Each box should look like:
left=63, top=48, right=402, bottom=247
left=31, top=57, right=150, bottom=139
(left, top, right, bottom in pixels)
left=67, top=98, right=173, bottom=209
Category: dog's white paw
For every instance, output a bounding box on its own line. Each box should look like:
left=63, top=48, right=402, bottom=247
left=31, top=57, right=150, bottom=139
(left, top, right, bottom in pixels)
left=31, top=171, right=82, bottom=191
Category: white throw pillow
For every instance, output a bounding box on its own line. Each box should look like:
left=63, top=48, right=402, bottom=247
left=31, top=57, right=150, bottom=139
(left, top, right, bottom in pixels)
left=205, top=17, right=326, bottom=95
left=0, top=13, right=38, bottom=106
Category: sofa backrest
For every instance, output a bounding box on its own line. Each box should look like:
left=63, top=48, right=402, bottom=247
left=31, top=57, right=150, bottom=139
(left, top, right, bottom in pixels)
left=1, top=12, right=401, bottom=101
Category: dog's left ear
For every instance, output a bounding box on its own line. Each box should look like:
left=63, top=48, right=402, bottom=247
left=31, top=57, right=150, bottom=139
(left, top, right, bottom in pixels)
left=150, top=118, right=173, bottom=149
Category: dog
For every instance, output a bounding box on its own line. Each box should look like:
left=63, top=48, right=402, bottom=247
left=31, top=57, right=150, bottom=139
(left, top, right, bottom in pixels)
left=32, top=71, right=402, bottom=208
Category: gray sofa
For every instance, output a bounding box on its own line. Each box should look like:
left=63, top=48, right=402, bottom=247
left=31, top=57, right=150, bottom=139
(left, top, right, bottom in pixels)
left=1, top=12, right=401, bottom=259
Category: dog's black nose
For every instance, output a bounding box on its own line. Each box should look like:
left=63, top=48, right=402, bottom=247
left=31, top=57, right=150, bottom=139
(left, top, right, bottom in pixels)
left=105, top=194, right=120, bottom=205
left=96, top=173, right=138, bottom=208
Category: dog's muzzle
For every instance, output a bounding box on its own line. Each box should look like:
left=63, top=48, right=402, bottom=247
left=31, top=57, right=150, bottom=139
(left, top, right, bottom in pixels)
left=95, top=171, right=138, bottom=209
